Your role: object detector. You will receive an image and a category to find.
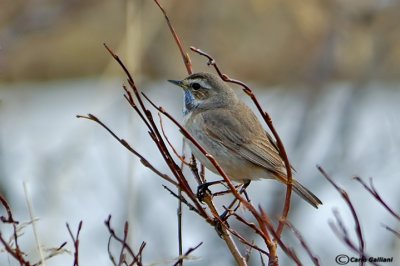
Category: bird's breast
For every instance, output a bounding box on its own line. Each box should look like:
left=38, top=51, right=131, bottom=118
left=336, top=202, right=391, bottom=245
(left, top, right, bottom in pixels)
left=183, top=115, right=267, bottom=182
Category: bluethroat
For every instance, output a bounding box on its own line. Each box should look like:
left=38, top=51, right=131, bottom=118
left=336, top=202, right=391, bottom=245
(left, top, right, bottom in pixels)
left=168, top=72, right=322, bottom=208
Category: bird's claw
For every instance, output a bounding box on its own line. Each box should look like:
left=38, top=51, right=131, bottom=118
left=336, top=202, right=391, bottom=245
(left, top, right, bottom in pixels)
left=197, top=183, right=212, bottom=202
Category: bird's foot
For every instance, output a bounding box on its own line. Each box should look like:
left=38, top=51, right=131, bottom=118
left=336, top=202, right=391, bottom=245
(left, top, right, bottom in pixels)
left=196, top=180, right=224, bottom=202
left=197, top=183, right=212, bottom=203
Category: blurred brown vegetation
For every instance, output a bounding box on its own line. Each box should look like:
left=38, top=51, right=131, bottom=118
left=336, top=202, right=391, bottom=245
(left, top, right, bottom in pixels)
left=1, top=0, right=400, bottom=84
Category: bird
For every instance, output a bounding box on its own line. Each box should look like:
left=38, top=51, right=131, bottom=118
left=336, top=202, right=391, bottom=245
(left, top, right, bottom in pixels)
left=168, top=72, right=322, bottom=208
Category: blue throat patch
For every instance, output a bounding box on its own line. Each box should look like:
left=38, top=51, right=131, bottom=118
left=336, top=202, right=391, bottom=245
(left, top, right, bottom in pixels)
left=183, top=90, right=198, bottom=114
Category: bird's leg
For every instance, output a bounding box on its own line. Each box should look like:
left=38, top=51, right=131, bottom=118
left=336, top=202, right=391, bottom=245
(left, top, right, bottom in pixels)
left=219, top=180, right=251, bottom=221
left=197, top=180, right=225, bottom=202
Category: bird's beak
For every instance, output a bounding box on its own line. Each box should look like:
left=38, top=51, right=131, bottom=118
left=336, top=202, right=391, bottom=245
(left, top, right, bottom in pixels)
left=168, top=79, right=184, bottom=88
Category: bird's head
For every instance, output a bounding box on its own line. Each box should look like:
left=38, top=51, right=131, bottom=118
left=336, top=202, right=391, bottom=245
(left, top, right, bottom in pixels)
left=168, top=72, right=237, bottom=114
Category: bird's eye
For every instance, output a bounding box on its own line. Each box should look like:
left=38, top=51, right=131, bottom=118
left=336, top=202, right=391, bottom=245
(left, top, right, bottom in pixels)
left=191, top=82, right=201, bottom=90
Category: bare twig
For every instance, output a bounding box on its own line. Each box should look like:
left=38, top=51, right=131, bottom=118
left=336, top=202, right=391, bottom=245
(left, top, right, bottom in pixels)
left=0, top=233, right=29, bottom=266
left=118, top=222, right=129, bottom=266
left=162, top=185, right=200, bottom=215
left=152, top=3, right=194, bottom=263
left=189, top=46, right=293, bottom=241
left=285, top=221, right=320, bottom=266
left=0, top=195, right=27, bottom=265
left=153, top=0, right=192, bottom=75
left=259, top=208, right=301, bottom=266
left=173, top=242, right=203, bottom=266
left=244, top=242, right=254, bottom=263
left=158, top=113, right=190, bottom=166
left=107, top=235, right=118, bottom=266
left=32, top=242, right=68, bottom=266
left=104, top=45, right=211, bottom=221
left=354, top=177, right=400, bottom=221
left=105, top=215, right=145, bottom=266
left=177, top=139, right=187, bottom=262
left=23, top=182, right=46, bottom=266
left=329, top=210, right=378, bottom=266
left=188, top=155, right=203, bottom=186
left=318, top=166, right=365, bottom=266
left=66, top=221, right=83, bottom=266
left=381, top=224, right=400, bottom=238
left=228, top=229, right=269, bottom=256
left=76, top=114, right=178, bottom=187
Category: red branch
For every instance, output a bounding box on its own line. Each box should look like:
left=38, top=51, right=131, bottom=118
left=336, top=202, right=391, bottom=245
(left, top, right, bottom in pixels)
left=189, top=46, right=293, bottom=239
left=153, top=0, right=192, bottom=75
left=318, top=166, right=365, bottom=266
left=354, top=177, right=400, bottom=221
left=66, top=221, right=83, bottom=266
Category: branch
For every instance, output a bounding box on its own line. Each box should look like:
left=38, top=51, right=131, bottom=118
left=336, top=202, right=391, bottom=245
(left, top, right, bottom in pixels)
left=66, top=221, right=83, bottom=266
left=354, top=177, right=400, bottom=221
left=142, top=92, right=275, bottom=251
left=285, top=221, right=320, bottom=266
left=329, top=210, right=378, bottom=266
left=173, top=242, right=203, bottom=266
left=318, top=166, right=365, bottom=266
left=151, top=2, right=194, bottom=262
left=162, top=185, right=201, bottom=216
left=158, top=113, right=190, bottom=166
left=153, top=0, right=192, bottom=75
left=103, top=46, right=208, bottom=218
left=381, top=224, right=400, bottom=238
left=105, top=215, right=145, bottom=266
left=76, top=114, right=178, bottom=187
left=0, top=195, right=26, bottom=265
left=189, top=46, right=293, bottom=240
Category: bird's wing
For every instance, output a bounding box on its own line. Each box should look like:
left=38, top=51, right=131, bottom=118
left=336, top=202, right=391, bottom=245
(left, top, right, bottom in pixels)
left=200, top=105, right=287, bottom=178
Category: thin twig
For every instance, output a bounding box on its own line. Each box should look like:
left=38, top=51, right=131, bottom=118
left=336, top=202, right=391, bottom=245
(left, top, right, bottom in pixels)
left=381, top=224, right=400, bottom=238
left=107, top=235, right=118, bottom=266
left=329, top=210, right=378, bottom=266
left=158, top=113, right=190, bottom=166
left=173, top=242, right=203, bottom=266
left=189, top=46, right=293, bottom=241
left=66, top=221, right=83, bottom=266
left=244, top=241, right=254, bottom=263
left=23, top=182, right=46, bottom=266
left=177, top=139, right=187, bottom=263
left=76, top=114, right=178, bottom=187
left=103, top=44, right=212, bottom=222
left=189, top=155, right=203, bottom=186
left=354, top=177, right=400, bottom=221
left=318, top=166, right=365, bottom=266
left=118, top=222, right=129, bottom=266
left=0, top=233, right=29, bottom=266
left=228, top=229, right=269, bottom=256
left=151, top=3, right=194, bottom=262
left=0, top=195, right=26, bottom=265
left=153, top=0, right=192, bottom=75
left=32, top=242, right=68, bottom=266
left=259, top=208, right=301, bottom=266
left=285, top=221, right=320, bottom=266
left=105, top=215, right=144, bottom=266
left=162, top=185, right=201, bottom=216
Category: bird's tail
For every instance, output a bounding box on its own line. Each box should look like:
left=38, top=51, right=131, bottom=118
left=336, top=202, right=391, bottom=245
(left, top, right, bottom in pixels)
left=291, top=180, right=322, bottom=209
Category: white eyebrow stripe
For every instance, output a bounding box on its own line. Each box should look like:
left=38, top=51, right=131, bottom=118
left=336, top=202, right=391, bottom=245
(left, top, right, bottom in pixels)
left=190, top=78, right=212, bottom=89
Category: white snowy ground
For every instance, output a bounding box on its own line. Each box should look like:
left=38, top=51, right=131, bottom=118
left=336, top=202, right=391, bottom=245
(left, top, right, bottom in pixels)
left=0, top=78, right=399, bottom=265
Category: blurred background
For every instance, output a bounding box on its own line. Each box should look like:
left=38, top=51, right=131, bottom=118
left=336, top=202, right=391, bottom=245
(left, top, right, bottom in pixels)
left=1, top=0, right=400, bottom=265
